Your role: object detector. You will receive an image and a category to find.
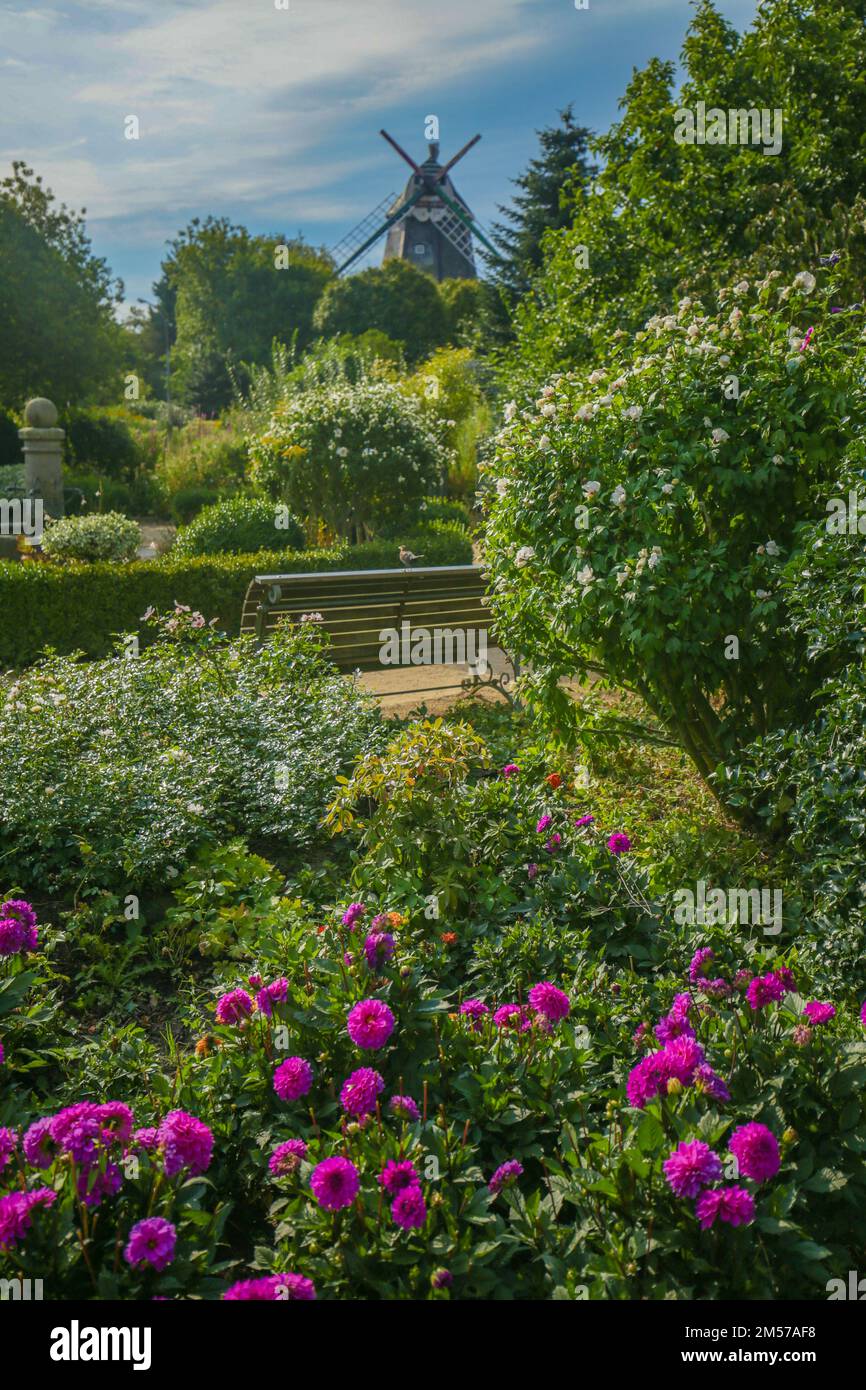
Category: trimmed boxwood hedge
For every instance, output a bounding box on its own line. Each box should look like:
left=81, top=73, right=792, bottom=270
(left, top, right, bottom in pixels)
left=0, top=523, right=473, bottom=667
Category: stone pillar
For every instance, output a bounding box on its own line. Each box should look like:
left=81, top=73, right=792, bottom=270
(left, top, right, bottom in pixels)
left=19, top=397, right=65, bottom=520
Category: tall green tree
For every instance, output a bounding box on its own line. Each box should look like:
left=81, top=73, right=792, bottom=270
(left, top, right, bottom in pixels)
left=0, top=162, right=124, bottom=406
left=165, top=217, right=333, bottom=412
left=312, top=259, right=449, bottom=365
left=510, top=0, right=866, bottom=378
left=487, top=105, right=597, bottom=297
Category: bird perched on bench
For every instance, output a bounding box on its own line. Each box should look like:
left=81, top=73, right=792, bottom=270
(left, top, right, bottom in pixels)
left=399, top=545, right=424, bottom=568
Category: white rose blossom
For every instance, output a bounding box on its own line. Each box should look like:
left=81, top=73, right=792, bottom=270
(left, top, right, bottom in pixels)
left=711, top=428, right=729, bottom=446
left=793, top=271, right=816, bottom=294
left=515, top=546, right=535, bottom=568
left=610, top=485, right=626, bottom=506
left=582, top=480, right=601, bottom=497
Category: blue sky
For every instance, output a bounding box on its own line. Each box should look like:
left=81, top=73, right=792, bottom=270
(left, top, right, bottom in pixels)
left=0, top=0, right=759, bottom=309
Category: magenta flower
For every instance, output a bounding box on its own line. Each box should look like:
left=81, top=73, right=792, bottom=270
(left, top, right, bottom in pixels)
left=22, top=1117, right=54, bottom=1169
left=493, top=1003, right=529, bottom=1030
left=0, top=1188, right=57, bottom=1250
left=528, top=981, right=570, bottom=1023
left=574, top=814, right=595, bottom=828
left=544, top=833, right=562, bottom=853
left=364, top=932, right=395, bottom=970
left=0, top=899, right=38, bottom=954
left=655, top=993, right=694, bottom=1044
left=215, top=989, right=254, bottom=1025
left=346, top=998, right=395, bottom=1049
left=97, top=1102, right=134, bottom=1146
left=861, top=1000, right=866, bottom=1028
left=273, top=1056, right=313, bottom=1103
left=694, top=1064, right=731, bottom=1103
left=607, top=832, right=632, bottom=855
left=0, top=1127, right=16, bottom=1170
left=729, top=1123, right=780, bottom=1183
left=223, top=1273, right=316, bottom=1300
left=269, top=1139, right=308, bottom=1176
left=342, top=903, right=366, bottom=928
left=157, top=1110, right=214, bottom=1178
left=536, top=814, right=552, bottom=834
left=803, top=1001, right=835, bottom=1026
left=432, top=1268, right=453, bottom=1289
left=695, top=1185, right=755, bottom=1230
left=309, top=1155, right=359, bottom=1211
left=688, top=947, right=714, bottom=983
left=502, top=763, right=519, bottom=778
left=379, top=1159, right=420, bottom=1195
left=78, top=1160, right=123, bottom=1209
left=0, top=1040, right=4, bottom=1066
left=745, top=972, right=787, bottom=1010
left=340, top=1066, right=385, bottom=1117
left=527, top=862, right=538, bottom=880
left=255, top=978, right=289, bottom=1018
left=124, top=1217, right=176, bottom=1272
left=627, top=1052, right=668, bottom=1108
left=133, top=1127, right=159, bottom=1152
left=460, top=998, right=490, bottom=1030
left=391, top=1185, right=427, bottom=1229
left=663, top=1140, right=723, bottom=1198
left=664, top=1035, right=705, bottom=1085
left=489, top=1159, right=523, bottom=1195
left=389, top=1094, right=420, bottom=1121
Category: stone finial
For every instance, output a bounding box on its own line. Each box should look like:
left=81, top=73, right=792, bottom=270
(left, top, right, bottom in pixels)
left=24, top=397, right=58, bottom=428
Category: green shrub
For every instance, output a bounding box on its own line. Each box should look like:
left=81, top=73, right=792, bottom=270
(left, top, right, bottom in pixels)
left=65, top=408, right=141, bottom=480
left=173, top=496, right=305, bottom=557
left=168, top=485, right=221, bottom=526
left=64, top=471, right=159, bottom=518
left=0, top=524, right=473, bottom=666
left=153, top=429, right=248, bottom=514
left=42, top=511, right=141, bottom=563
left=249, top=379, right=450, bottom=539
left=0, top=618, right=384, bottom=893
left=484, top=266, right=866, bottom=793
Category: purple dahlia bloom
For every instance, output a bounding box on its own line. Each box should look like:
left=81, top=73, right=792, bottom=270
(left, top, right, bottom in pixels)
left=157, top=1110, right=214, bottom=1178
left=309, top=1155, right=359, bottom=1211
left=536, top=814, right=552, bottom=834
left=346, top=998, right=395, bottom=1049
left=528, top=981, right=570, bottom=1022
left=803, top=1001, right=835, bottom=1026
left=389, top=1094, right=419, bottom=1122
left=364, top=932, right=395, bottom=970
left=342, top=903, right=366, bottom=928
left=124, top=1217, right=177, bottom=1272
left=607, top=832, right=632, bottom=855
left=269, top=1139, right=308, bottom=1176
left=746, top=972, right=787, bottom=1010
left=256, top=978, right=289, bottom=1017
left=0, top=1188, right=56, bottom=1250
left=663, top=1140, right=723, bottom=1198
left=340, top=1067, right=384, bottom=1117
left=391, top=1185, right=426, bottom=1229
left=22, top=1117, right=54, bottom=1169
left=460, top=998, right=490, bottom=1029
left=0, top=1127, right=16, bottom=1170
left=273, top=1056, right=313, bottom=1102
left=688, top=947, right=714, bottom=983
left=223, top=1272, right=316, bottom=1300
left=729, top=1122, right=780, bottom=1183
left=695, top=1185, right=755, bottom=1230
left=379, top=1159, right=419, bottom=1195
left=489, top=1159, right=523, bottom=1195
left=432, top=1268, right=453, bottom=1289
left=215, top=989, right=254, bottom=1025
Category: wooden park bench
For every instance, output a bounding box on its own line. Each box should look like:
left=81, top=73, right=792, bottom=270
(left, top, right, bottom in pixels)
left=240, top=563, right=517, bottom=702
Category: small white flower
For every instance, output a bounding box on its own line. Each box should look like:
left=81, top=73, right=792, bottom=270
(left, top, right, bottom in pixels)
left=648, top=551, right=662, bottom=570
left=541, top=385, right=555, bottom=398
left=576, top=564, right=594, bottom=586
left=611, top=377, right=627, bottom=392
left=616, top=569, right=629, bottom=586
left=504, top=400, right=518, bottom=422
left=793, top=270, right=816, bottom=294
left=336, top=446, right=348, bottom=458
left=756, top=589, right=770, bottom=600
left=610, top=485, right=626, bottom=506
left=588, top=369, right=606, bottom=385
left=719, top=354, right=730, bottom=367
left=729, top=308, right=743, bottom=327
left=772, top=454, right=785, bottom=465
left=711, top=428, right=729, bottom=446
left=495, top=478, right=509, bottom=496
left=734, top=280, right=750, bottom=295
left=662, top=315, right=678, bottom=331
left=661, top=483, right=674, bottom=495
left=597, top=395, right=614, bottom=408
left=515, top=546, right=535, bottom=568
left=624, top=405, right=643, bottom=421
left=540, top=403, right=556, bottom=418
left=765, top=539, right=780, bottom=556
left=538, top=434, right=552, bottom=451
left=575, top=404, right=595, bottom=422
left=582, top=480, right=601, bottom=497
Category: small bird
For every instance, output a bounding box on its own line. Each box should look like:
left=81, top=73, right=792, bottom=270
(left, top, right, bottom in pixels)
left=399, top=545, right=424, bottom=568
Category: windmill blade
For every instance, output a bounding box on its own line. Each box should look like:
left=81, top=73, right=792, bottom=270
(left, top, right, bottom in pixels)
left=434, top=184, right=498, bottom=258
left=434, top=133, right=481, bottom=183
left=331, top=192, right=397, bottom=265
left=379, top=128, right=422, bottom=175
left=334, top=185, right=426, bottom=274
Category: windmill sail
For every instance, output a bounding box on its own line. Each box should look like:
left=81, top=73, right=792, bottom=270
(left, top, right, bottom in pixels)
left=330, top=193, right=398, bottom=268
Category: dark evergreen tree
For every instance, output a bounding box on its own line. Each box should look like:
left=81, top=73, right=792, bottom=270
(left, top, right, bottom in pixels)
left=487, top=105, right=596, bottom=296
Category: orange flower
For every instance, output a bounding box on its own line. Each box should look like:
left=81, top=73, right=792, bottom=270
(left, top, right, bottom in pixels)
left=546, top=772, right=562, bottom=789
left=387, top=911, right=405, bottom=927
left=195, top=1036, right=211, bottom=1058
left=440, top=932, right=458, bottom=946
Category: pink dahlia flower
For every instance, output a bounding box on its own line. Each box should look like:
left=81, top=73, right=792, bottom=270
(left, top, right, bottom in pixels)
left=157, top=1110, right=214, bottom=1178
left=342, top=903, right=366, bottom=928
left=256, top=978, right=289, bottom=1017
left=346, top=998, right=395, bottom=1049
left=124, top=1217, right=176, bottom=1272
left=536, top=814, right=553, bottom=834
left=607, top=832, right=632, bottom=855
left=663, top=1140, right=723, bottom=1198
left=746, top=972, right=787, bottom=1010
left=460, top=998, right=490, bottom=1029
left=22, top=1117, right=54, bottom=1169
left=364, top=932, right=395, bottom=970
left=528, top=981, right=570, bottom=1022
left=488, top=1159, right=523, bottom=1195
left=655, top=993, right=694, bottom=1044
left=729, top=1122, right=780, bottom=1183
left=340, top=1066, right=384, bottom=1117
left=273, top=1056, right=313, bottom=1102
left=693, top=1064, right=730, bottom=1103
left=0, top=1188, right=57, bottom=1250
left=695, top=1185, right=755, bottom=1230
left=215, top=989, right=254, bottom=1025
left=391, top=1185, right=427, bottom=1229
left=379, top=1159, right=420, bottom=1195
left=224, top=1273, right=316, bottom=1300
left=0, top=899, right=37, bottom=954
left=0, top=1127, right=16, bottom=1171
left=493, top=1003, right=529, bottom=1030
left=269, top=1139, right=308, bottom=1176
left=574, top=813, right=595, bottom=828
left=389, top=1094, right=420, bottom=1121
left=502, top=763, right=519, bottom=778
left=688, top=947, right=714, bottom=983
left=803, top=1001, right=835, bottom=1026
left=309, top=1155, right=359, bottom=1211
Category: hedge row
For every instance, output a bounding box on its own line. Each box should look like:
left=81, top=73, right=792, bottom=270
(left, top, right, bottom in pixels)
left=0, top=524, right=473, bottom=667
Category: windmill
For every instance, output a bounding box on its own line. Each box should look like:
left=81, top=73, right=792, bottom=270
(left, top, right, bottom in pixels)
left=332, top=130, right=496, bottom=281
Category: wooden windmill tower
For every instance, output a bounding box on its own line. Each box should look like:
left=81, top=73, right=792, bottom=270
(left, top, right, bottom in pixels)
left=332, top=130, right=495, bottom=280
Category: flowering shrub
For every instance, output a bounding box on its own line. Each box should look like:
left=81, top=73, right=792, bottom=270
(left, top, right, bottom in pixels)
left=249, top=379, right=451, bottom=539
left=0, top=615, right=384, bottom=893
left=41, top=511, right=141, bottom=564
left=483, top=265, right=866, bottom=791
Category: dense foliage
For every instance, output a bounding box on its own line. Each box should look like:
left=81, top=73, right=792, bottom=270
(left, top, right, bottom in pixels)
left=172, top=497, right=305, bottom=557
left=42, top=512, right=141, bottom=565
